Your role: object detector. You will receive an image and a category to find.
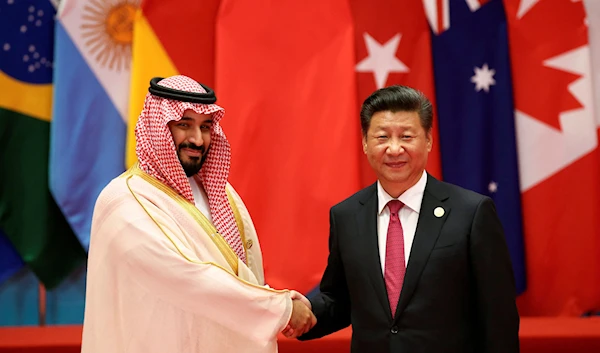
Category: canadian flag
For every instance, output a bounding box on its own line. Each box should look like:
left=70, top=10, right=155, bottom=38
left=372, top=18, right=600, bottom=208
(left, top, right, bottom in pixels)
left=505, top=0, right=600, bottom=315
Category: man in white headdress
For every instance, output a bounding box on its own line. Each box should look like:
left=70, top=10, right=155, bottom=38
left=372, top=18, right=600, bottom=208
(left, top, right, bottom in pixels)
left=81, top=75, right=315, bottom=353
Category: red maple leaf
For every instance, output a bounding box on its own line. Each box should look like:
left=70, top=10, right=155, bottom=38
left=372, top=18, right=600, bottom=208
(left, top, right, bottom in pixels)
left=504, top=0, right=588, bottom=131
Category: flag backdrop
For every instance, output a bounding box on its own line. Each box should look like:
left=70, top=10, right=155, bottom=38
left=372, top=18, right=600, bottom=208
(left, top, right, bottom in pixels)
left=430, top=0, right=526, bottom=294
left=121, top=0, right=600, bottom=313
left=1, top=0, right=600, bottom=319
left=351, top=0, right=442, bottom=186
left=216, top=0, right=362, bottom=292
left=505, top=0, right=600, bottom=315
left=49, top=0, right=136, bottom=251
left=0, top=0, right=85, bottom=289
left=0, top=231, right=23, bottom=284
left=587, top=0, right=600, bottom=130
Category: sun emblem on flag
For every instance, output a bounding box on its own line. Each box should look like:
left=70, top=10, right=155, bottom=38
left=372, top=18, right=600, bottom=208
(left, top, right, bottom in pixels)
left=81, top=0, right=139, bottom=71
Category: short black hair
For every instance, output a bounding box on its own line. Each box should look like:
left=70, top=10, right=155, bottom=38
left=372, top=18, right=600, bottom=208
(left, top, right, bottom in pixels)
left=360, top=85, right=433, bottom=136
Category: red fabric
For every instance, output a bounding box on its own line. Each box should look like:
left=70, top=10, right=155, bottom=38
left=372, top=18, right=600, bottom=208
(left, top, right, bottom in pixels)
left=215, top=0, right=362, bottom=292
left=142, top=0, right=221, bottom=87
left=384, top=200, right=405, bottom=316
left=504, top=0, right=600, bottom=315
left=135, top=75, right=245, bottom=263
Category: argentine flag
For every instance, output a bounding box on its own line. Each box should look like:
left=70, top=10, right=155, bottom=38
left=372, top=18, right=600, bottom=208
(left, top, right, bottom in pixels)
left=50, top=0, right=137, bottom=250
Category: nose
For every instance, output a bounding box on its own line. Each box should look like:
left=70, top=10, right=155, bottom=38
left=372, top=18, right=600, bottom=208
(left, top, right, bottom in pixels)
left=387, top=139, right=405, bottom=155
left=188, top=128, right=205, bottom=145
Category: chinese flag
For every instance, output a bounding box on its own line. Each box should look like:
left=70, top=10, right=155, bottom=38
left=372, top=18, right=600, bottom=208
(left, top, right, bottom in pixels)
left=216, top=0, right=362, bottom=292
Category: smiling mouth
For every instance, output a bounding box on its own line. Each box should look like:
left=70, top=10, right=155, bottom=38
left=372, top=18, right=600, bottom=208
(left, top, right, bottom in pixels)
left=182, top=148, right=202, bottom=157
left=385, top=162, right=407, bottom=168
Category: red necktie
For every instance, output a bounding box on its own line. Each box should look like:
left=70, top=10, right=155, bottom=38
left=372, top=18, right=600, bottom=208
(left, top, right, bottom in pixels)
left=384, top=200, right=405, bottom=317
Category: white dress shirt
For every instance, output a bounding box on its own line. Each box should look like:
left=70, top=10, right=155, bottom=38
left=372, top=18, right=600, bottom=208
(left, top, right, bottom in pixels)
left=377, top=170, right=427, bottom=273
left=189, top=177, right=213, bottom=223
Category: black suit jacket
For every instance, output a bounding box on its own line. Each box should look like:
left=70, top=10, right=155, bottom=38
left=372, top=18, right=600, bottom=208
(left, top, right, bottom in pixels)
left=300, top=174, right=519, bottom=353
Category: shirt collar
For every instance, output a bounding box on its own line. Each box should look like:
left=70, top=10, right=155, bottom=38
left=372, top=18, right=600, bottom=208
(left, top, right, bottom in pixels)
left=377, top=170, right=428, bottom=215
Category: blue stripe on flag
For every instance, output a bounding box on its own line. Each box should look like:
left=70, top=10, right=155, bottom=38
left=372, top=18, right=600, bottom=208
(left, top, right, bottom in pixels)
left=49, top=22, right=126, bottom=251
left=431, top=0, right=526, bottom=293
left=0, top=230, right=23, bottom=284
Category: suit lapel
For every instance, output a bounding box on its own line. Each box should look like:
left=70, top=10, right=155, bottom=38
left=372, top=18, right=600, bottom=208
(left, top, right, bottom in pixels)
left=394, top=175, right=450, bottom=320
left=355, top=183, right=390, bottom=316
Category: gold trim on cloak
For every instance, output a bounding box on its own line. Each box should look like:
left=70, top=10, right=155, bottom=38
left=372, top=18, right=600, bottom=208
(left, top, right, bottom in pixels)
left=122, top=164, right=248, bottom=276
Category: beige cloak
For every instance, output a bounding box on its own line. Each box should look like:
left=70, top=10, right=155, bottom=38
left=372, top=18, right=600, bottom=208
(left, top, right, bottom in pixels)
left=81, top=166, right=292, bottom=353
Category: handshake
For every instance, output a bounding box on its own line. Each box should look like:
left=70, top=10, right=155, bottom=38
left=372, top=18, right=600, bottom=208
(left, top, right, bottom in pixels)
left=281, top=290, right=317, bottom=338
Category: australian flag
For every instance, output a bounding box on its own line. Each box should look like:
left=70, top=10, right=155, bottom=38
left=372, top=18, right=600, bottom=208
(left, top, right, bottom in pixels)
left=430, top=0, right=526, bottom=294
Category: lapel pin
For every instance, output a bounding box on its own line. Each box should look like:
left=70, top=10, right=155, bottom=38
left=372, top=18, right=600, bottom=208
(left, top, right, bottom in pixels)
left=434, top=207, right=445, bottom=218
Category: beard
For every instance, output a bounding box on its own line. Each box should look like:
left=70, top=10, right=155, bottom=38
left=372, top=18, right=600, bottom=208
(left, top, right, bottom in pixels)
left=178, top=142, right=209, bottom=177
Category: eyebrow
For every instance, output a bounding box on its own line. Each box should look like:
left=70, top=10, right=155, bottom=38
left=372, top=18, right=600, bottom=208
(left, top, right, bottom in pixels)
left=372, top=125, right=413, bottom=130
left=179, top=117, right=213, bottom=123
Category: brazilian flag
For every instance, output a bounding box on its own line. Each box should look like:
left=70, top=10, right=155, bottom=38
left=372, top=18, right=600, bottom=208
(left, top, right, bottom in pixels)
left=0, top=0, right=85, bottom=289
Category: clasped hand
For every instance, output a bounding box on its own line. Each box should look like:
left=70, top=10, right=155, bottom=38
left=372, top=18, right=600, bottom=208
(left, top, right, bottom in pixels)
left=281, top=290, right=316, bottom=338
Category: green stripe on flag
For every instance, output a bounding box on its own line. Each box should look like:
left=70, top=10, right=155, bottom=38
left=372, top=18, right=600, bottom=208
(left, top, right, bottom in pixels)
left=0, top=108, right=86, bottom=289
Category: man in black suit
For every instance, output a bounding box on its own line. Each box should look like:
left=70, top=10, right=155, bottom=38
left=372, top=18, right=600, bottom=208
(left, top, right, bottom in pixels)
left=293, top=86, right=519, bottom=352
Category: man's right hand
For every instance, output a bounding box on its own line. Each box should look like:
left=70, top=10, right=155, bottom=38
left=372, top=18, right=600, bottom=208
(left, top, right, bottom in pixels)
left=281, top=299, right=316, bottom=338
